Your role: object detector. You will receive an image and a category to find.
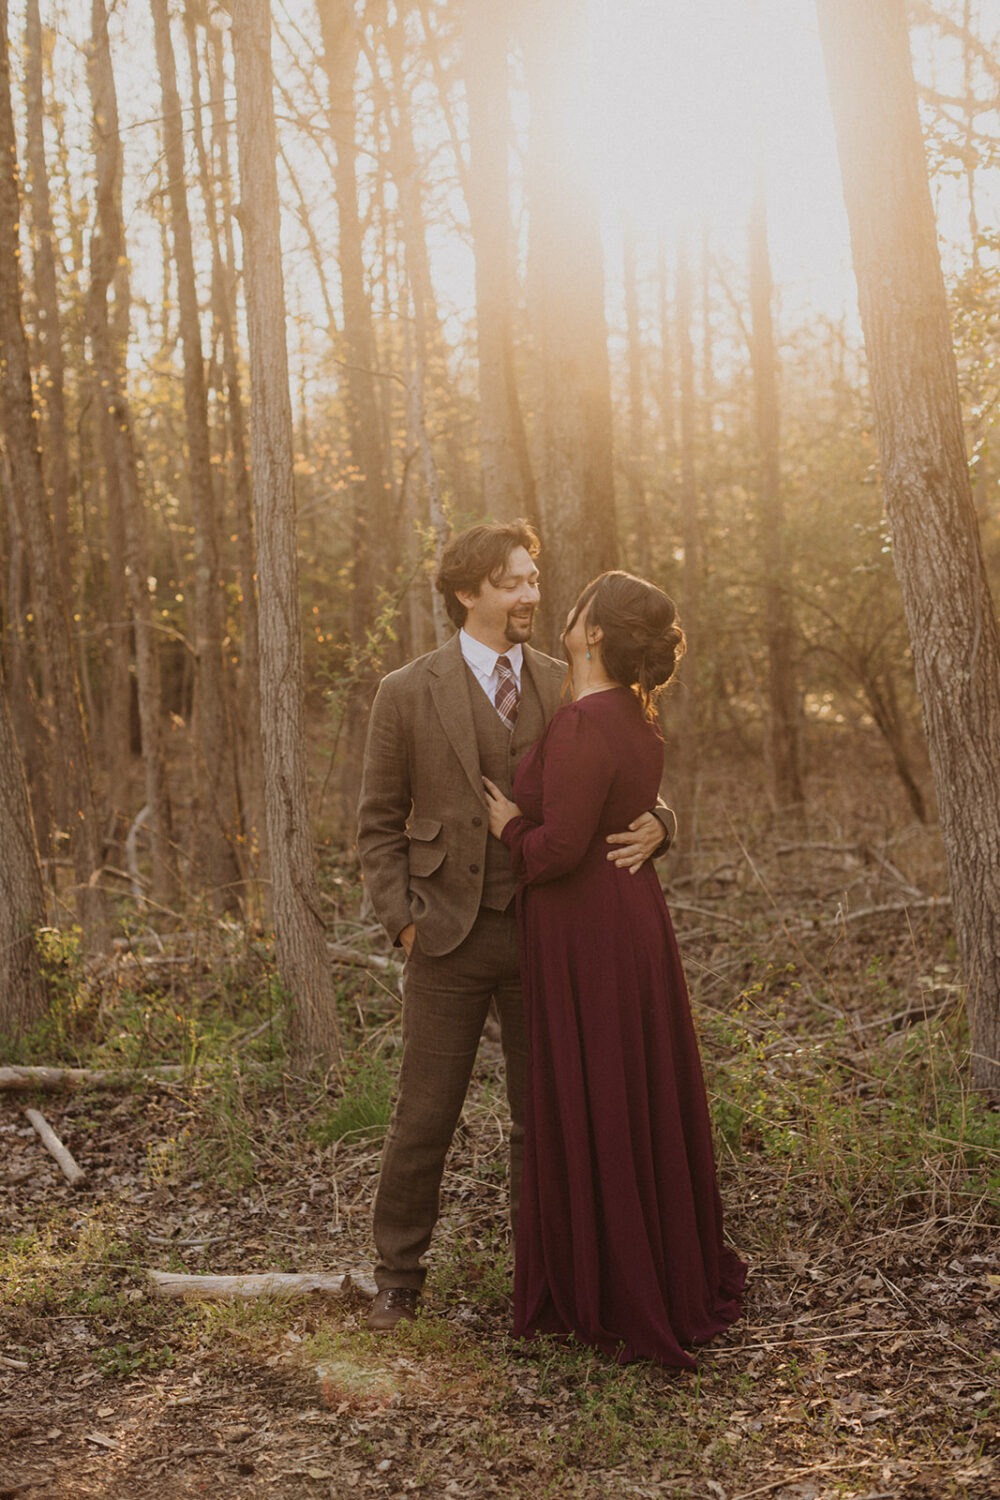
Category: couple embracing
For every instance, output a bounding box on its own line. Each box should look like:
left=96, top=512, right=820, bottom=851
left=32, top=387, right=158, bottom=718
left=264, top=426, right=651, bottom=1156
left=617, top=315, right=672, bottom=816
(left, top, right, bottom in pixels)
left=357, top=520, right=745, bottom=1368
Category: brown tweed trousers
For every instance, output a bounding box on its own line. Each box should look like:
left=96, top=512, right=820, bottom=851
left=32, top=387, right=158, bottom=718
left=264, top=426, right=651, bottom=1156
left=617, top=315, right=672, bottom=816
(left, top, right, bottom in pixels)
left=357, top=632, right=566, bottom=1290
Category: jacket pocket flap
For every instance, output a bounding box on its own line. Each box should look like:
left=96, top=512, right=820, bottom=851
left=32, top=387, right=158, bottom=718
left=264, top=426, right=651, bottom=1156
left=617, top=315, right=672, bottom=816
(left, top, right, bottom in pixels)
left=408, top=842, right=446, bottom=878
left=408, top=817, right=443, bottom=842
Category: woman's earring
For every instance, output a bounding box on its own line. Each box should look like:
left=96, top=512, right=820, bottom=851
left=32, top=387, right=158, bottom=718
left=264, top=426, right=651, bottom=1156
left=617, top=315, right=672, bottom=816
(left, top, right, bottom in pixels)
left=585, top=648, right=592, bottom=660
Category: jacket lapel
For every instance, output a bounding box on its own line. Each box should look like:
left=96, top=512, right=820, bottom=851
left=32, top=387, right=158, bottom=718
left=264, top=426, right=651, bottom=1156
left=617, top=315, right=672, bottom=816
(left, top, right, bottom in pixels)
left=522, top=643, right=566, bottom=718
left=428, top=634, right=486, bottom=800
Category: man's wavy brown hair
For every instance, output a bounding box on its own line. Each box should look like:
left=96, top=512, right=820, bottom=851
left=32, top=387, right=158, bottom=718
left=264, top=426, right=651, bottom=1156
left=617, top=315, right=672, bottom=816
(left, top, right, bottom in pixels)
left=436, top=519, right=540, bottom=629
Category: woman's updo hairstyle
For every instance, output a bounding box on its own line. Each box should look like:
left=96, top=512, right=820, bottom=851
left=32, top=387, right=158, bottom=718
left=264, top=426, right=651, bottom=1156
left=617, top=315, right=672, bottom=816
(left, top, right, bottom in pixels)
left=567, top=571, right=685, bottom=719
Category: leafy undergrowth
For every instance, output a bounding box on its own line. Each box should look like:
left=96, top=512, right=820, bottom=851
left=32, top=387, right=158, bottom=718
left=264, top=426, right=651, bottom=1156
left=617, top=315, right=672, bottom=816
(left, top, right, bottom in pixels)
left=1, top=819, right=999, bottom=1499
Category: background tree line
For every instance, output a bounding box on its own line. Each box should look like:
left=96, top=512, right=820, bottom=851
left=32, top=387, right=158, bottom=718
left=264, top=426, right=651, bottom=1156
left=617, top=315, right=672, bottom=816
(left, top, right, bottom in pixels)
left=0, top=0, right=999, bottom=1086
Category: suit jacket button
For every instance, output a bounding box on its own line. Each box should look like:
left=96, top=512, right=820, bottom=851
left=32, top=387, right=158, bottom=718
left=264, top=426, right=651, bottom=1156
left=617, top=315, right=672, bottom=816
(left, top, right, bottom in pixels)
left=469, top=863, right=479, bottom=874
left=472, top=815, right=482, bottom=827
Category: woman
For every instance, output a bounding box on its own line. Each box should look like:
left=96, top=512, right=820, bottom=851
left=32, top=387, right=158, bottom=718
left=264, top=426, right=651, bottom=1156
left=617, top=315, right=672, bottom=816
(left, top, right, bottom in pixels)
left=483, top=571, right=745, bottom=1368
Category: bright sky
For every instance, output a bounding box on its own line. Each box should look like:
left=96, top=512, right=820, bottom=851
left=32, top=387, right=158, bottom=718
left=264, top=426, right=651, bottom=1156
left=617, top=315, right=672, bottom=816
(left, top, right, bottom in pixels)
left=581, top=0, right=852, bottom=320
left=17, top=0, right=999, bottom=377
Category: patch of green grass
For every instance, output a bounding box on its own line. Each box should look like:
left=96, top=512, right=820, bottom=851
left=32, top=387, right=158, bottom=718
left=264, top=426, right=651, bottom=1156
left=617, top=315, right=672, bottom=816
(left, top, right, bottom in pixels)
left=0, top=927, right=99, bottom=1065
left=94, top=1341, right=176, bottom=1379
left=309, top=1051, right=395, bottom=1146
left=435, top=1229, right=513, bottom=1309
left=0, top=1212, right=135, bottom=1315
left=704, top=978, right=999, bottom=1232
left=193, top=1293, right=299, bottom=1367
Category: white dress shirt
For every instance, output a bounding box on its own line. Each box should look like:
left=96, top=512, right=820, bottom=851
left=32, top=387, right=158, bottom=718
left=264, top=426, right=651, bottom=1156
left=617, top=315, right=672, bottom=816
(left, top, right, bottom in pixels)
left=459, top=630, right=524, bottom=711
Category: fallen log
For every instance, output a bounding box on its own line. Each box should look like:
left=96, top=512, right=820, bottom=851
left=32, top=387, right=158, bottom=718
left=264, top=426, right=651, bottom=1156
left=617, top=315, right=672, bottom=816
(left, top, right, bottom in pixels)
left=147, top=1270, right=355, bottom=1300
left=0, top=1064, right=188, bottom=1093
left=24, top=1107, right=86, bottom=1186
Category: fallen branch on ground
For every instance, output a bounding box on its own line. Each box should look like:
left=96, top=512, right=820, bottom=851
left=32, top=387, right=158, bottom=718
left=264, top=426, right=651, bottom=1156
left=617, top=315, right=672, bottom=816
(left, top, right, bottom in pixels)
left=147, top=1269, right=377, bottom=1300
left=0, top=1065, right=188, bottom=1092
left=24, top=1107, right=86, bottom=1186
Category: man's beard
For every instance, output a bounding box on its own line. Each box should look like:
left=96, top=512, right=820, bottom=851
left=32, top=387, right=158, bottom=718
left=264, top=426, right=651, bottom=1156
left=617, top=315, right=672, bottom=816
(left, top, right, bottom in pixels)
left=505, top=609, right=535, bottom=643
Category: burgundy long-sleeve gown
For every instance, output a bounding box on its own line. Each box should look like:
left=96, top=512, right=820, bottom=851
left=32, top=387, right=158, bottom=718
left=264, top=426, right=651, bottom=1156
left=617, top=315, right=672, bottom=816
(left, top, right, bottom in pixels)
left=501, top=687, right=745, bottom=1368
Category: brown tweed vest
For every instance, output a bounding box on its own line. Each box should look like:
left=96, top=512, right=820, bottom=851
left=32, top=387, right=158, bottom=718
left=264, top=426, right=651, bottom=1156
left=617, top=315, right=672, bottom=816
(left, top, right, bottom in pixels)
left=466, top=663, right=546, bottom=912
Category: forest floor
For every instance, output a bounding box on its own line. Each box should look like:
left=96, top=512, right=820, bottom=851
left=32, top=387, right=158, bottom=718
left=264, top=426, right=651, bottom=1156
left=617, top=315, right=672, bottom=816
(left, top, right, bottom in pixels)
left=1, top=765, right=999, bottom=1500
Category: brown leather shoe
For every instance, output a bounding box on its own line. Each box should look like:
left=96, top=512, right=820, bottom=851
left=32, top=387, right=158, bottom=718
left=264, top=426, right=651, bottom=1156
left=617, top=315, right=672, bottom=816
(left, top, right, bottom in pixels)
left=367, top=1287, right=420, bottom=1331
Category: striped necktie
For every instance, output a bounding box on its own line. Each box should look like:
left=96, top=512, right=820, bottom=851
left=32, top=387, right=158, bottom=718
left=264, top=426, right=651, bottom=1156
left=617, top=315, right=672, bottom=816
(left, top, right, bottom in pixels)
left=494, top=654, right=520, bottom=731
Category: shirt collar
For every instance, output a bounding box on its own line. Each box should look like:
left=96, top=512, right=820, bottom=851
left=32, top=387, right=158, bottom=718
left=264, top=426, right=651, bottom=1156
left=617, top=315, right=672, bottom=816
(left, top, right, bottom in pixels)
left=459, top=629, right=524, bottom=679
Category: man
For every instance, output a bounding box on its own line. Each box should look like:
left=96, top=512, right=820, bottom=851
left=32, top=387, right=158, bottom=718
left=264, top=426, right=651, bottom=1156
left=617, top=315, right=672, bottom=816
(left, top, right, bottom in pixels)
left=357, top=520, right=671, bottom=1330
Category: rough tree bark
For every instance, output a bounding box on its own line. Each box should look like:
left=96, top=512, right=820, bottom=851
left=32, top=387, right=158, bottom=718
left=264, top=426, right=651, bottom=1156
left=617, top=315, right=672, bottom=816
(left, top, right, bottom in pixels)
left=230, top=0, right=342, bottom=1068
left=0, top=0, right=108, bottom=947
left=150, top=0, right=243, bottom=913
left=23, top=0, right=71, bottom=597
left=818, top=0, right=1000, bottom=1093
left=747, top=176, right=805, bottom=820
left=0, top=653, right=48, bottom=1038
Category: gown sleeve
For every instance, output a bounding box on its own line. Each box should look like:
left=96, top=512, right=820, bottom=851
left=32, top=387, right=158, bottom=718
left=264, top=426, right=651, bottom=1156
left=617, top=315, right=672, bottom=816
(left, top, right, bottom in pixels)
left=500, top=706, right=615, bottom=885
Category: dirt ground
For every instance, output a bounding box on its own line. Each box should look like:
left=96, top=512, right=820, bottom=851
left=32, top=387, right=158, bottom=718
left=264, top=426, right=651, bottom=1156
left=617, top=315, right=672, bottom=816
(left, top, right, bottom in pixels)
left=2, top=792, right=999, bottom=1499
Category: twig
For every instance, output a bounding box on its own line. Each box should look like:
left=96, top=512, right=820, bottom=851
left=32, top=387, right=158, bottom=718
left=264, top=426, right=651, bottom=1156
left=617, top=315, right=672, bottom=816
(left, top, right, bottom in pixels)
left=24, top=1107, right=86, bottom=1186
left=666, top=900, right=747, bottom=928
left=827, top=896, right=951, bottom=927
left=732, top=1458, right=880, bottom=1500
left=710, top=1325, right=989, bottom=1358
left=327, top=942, right=397, bottom=972
left=145, top=1234, right=227, bottom=1248
left=232, top=1010, right=284, bottom=1050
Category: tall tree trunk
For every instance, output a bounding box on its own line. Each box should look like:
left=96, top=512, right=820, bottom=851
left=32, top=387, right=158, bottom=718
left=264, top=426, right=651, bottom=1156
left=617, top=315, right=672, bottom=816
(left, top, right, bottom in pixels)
left=747, top=176, right=805, bottom=820
left=519, top=0, right=618, bottom=643
left=0, top=654, right=48, bottom=1038
left=378, top=5, right=449, bottom=639
left=0, top=453, right=51, bottom=845
left=87, top=0, right=175, bottom=908
left=699, top=222, right=717, bottom=531
left=462, top=0, right=533, bottom=520
left=230, top=0, right=342, bottom=1069
left=23, top=0, right=71, bottom=599
left=185, top=3, right=267, bottom=900
left=150, top=0, right=243, bottom=914
left=622, top=221, right=649, bottom=570
left=316, top=0, right=402, bottom=822
left=818, top=0, right=1000, bottom=1094
left=672, top=238, right=700, bottom=864
left=0, top=0, right=108, bottom=948
left=656, top=240, right=677, bottom=490
left=317, top=0, right=394, bottom=633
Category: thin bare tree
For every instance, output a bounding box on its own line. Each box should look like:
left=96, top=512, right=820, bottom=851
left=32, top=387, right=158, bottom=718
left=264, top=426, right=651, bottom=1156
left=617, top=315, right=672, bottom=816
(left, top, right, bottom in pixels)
left=23, top=0, right=71, bottom=597
left=150, top=0, right=243, bottom=913
left=87, top=0, right=175, bottom=907
left=748, top=175, right=805, bottom=820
